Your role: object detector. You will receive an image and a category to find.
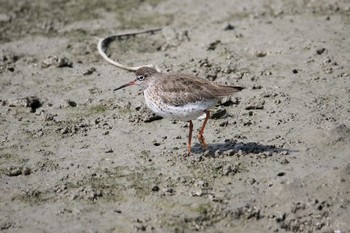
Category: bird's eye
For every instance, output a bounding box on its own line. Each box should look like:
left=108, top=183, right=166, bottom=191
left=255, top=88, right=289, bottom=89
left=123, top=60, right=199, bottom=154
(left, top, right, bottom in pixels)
left=137, top=75, right=145, bottom=81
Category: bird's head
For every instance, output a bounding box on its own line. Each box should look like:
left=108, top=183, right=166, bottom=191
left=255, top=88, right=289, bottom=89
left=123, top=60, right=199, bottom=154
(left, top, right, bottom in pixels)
left=114, top=67, right=159, bottom=91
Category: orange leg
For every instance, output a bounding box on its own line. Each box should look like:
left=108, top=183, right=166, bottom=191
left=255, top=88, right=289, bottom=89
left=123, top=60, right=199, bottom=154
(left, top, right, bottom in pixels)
left=197, top=110, right=210, bottom=150
left=188, top=120, right=194, bottom=155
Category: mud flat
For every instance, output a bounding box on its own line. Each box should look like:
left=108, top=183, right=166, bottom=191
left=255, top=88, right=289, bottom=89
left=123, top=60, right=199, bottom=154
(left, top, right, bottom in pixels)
left=0, top=0, right=349, bottom=232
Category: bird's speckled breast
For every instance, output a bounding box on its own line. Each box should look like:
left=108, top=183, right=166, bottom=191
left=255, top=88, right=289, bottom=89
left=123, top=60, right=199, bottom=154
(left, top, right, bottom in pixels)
left=144, top=89, right=218, bottom=121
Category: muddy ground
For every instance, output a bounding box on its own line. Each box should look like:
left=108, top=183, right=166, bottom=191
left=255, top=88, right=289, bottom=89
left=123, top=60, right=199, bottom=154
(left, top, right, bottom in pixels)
left=1, top=0, right=350, bottom=232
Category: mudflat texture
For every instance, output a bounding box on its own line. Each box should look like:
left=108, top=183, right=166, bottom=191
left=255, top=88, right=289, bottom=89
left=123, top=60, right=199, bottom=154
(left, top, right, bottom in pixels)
left=1, top=0, right=350, bottom=232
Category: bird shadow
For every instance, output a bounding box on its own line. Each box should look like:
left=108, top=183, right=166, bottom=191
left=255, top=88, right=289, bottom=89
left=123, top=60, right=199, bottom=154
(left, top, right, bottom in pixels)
left=190, top=139, right=297, bottom=157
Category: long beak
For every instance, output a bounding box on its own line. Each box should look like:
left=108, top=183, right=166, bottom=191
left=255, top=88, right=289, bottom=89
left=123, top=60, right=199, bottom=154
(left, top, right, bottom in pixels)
left=113, top=80, right=136, bottom=91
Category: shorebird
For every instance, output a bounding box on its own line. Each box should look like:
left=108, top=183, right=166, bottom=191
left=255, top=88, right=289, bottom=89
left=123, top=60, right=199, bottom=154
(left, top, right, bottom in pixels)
left=114, top=67, right=244, bottom=155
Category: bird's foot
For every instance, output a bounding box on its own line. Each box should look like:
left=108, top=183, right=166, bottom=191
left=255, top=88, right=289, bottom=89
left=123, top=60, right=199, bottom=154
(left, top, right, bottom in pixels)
left=197, top=133, right=208, bottom=150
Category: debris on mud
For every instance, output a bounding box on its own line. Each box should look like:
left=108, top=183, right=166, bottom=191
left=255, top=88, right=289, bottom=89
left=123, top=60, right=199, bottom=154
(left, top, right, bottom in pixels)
left=41, top=56, right=73, bottom=68
left=2, top=96, right=42, bottom=112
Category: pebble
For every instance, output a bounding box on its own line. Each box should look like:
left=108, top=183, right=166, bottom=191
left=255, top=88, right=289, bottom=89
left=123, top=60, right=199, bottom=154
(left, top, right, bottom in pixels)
left=41, top=56, right=73, bottom=68
left=143, top=113, right=163, bottom=123
left=83, top=67, right=96, bottom=75
left=223, top=23, right=235, bottom=30
left=151, top=185, right=159, bottom=192
left=247, top=178, right=256, bottom=185
left=22, top=167, right=31, bottom=175
left=254, top=50, right=267, bottom=57
left=277, top=172, right=286, bottom=177
left=211, top=108, right=227, bottom=119
left=280, top=158, right=290, bottom=164
left=191, top=190, right=203, bottom=196
left=7, top=167, right=22, bottom=176
left=105, top=149, right=113, bottom=153
left=153, top=141, right=161, bottom=146
left=316, top=48, right=326, bottom=55
left=219, top=120, right=229, bottom=127
left=222, top=164, right=236, bottom=176
left=245, top=99, right=265, bottom=110
left=60, top=127, right=69, bottom=134
left=219, top=96, right=239, bottom=106
left=4, top=96, right=42, bottom=112
left=207, top=40, right=221, bottom=50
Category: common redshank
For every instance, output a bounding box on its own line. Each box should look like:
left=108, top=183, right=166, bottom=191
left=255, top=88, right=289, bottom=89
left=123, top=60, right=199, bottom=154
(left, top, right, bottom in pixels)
left=114, top=67, right=244, bottom=155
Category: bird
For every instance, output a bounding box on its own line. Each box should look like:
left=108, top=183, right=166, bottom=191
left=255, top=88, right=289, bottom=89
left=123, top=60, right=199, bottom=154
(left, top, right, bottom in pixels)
left=114, top=67, right=244, bottom=155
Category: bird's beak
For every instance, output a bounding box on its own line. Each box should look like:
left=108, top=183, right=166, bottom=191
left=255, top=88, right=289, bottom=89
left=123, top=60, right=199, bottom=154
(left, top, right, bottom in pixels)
left=113, top=80, right=136, bottom=91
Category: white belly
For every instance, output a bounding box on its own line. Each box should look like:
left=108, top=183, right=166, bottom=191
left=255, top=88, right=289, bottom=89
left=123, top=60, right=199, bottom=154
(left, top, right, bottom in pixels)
left=144, top=90, right=218, bottom=121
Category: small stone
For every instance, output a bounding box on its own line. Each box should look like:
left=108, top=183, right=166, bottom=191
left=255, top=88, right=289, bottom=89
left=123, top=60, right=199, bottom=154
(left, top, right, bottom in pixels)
left=5, top=96, right=42, bottom=112
left=143, top=113, right=163, bottom=123
left=153, top=141, right=161, bottom=146
left=254, top=50, right=267, bottom=57
left=223, top=23, right=235, bottom=30
left=252, top=84, right=262, bottom=90
left=83, top=67, right=96, bottom=75
left=280, top=158, right=289, bottom=164
left=195, top=180, right=207, bottom=187
left=219, top=120, right=228, bottom=127
left=224, top=149, right=235, bottom=156
left=22, top=167, right=31, bottom=175
left=219, top=96, right=239, bottom=106
left=232, top=72, right=244, bottom=79
left=247, top=178, right=256, bottom=185
left=102, top=131, right=109, bottom=135
left=60, top=127, right=69, bottom=134
left=207, top=40, right=221, bottom=50
left=205, top=70, right=218, bottom=81
left=191, top=190, right=203, bottom=196
left=223, top=164, right=237, bottom=176
left=7, top=167, right=22, bottom=176
left=277, top=172, right=286, bottom=177
left=276, top=213, right=286, bottom=222
left=263, top=151, right=273, bottom=157
left=245, top=99, right=265, bottom=110
left=164, top=188, right=175, bottom=194
left=41, top=56, right=73, bottom=68
left=316, top=48, right=326, bottom=55
left=44, top=113, right=56, bottom=121
left=151, top=185, right=159, bottom=192
left=208, top=194, right=219, bottom=202
left=280, top=151, right=289, bottom=155
left=65, top=99, right=77, bottom=107
left=105, top=149, right=113, bottom=153
left=211, top=108, right=227, bottom=119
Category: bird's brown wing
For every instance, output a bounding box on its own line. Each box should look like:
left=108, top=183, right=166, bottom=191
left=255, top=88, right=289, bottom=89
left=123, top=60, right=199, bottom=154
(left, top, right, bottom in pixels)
left=155, top=73, right=243, bottom=106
